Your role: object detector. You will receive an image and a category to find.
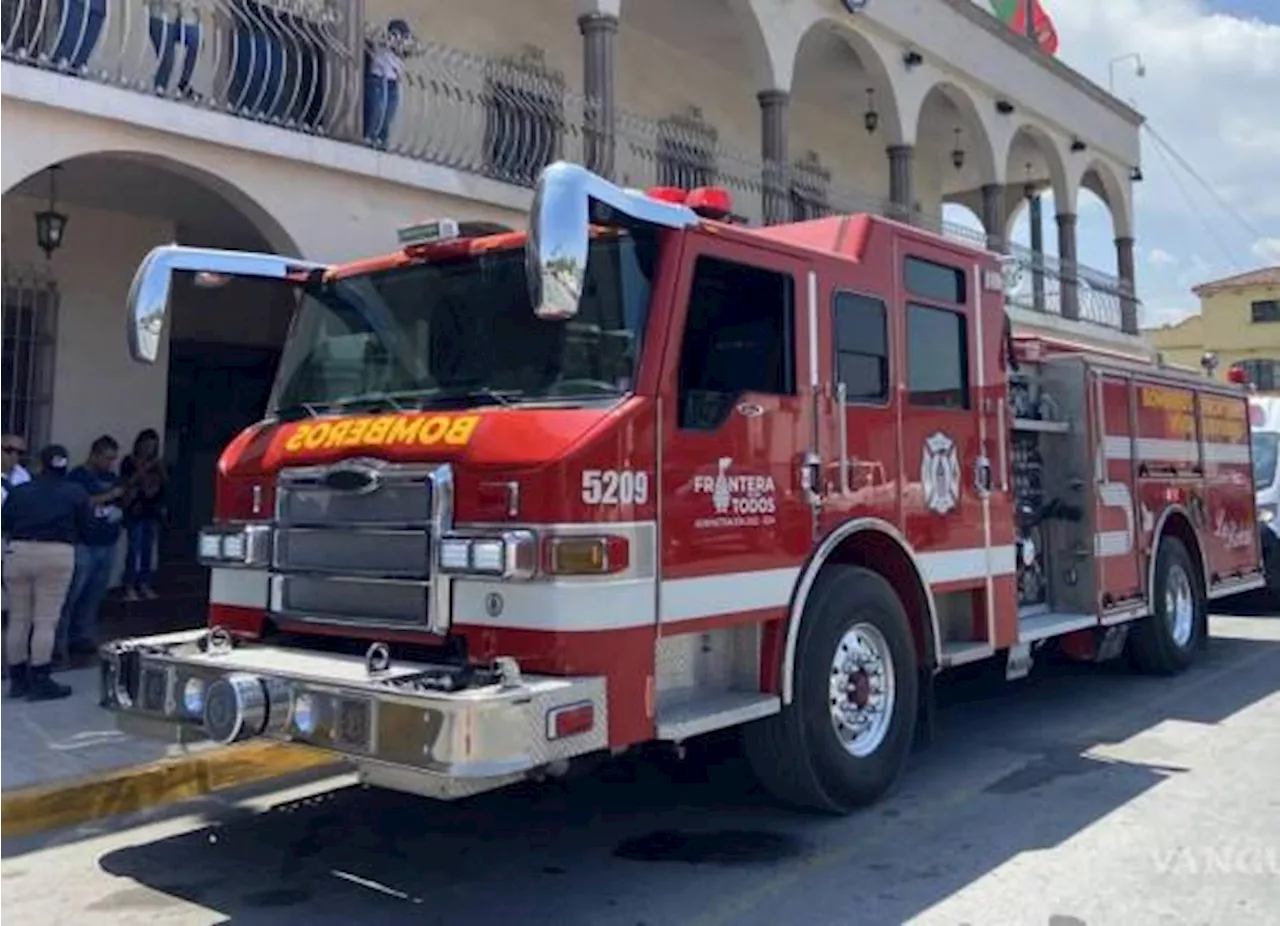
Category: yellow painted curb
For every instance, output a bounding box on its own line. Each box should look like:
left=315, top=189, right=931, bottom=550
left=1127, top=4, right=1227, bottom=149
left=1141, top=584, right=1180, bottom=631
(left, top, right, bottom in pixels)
left=1, top=741, right=342, bottom=839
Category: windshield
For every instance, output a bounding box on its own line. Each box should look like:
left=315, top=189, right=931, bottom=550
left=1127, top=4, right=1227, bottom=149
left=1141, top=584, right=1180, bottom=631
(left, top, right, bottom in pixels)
left=1253, top=432, right=1279, bottom=488
left=269, top=231, right=658, bottom=416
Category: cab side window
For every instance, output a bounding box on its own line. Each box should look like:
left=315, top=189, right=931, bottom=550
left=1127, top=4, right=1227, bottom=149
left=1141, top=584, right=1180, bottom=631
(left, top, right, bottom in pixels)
left=677, top=256, right=795, bottom=430
left=907, top=303, right=969, bottom=410
left=833, top=292, right=889, bottom=404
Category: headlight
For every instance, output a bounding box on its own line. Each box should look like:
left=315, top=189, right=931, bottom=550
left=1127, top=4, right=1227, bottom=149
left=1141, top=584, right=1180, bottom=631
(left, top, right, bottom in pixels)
left=182, top=677, right=206, bottom=716
left=197, top=524, right=272, bottom=567
left=436, top=530, right=536, bottom=578
left=1259, top=506, right=1275, bottom=525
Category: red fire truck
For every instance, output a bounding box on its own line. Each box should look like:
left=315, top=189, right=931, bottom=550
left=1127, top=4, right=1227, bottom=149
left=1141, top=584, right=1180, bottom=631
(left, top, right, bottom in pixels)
left=101, top=161, right=1265, bottom=813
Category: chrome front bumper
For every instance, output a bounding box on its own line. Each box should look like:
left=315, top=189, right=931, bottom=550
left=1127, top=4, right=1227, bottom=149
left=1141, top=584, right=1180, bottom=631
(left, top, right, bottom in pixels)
left=99, top=629, right=609, bottom=800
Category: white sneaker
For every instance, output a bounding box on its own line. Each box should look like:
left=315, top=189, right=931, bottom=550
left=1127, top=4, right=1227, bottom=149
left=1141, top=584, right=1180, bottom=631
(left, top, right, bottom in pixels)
left=123, top=588, right=139, bottom=602
left=140, top=585, right=158, bottom=600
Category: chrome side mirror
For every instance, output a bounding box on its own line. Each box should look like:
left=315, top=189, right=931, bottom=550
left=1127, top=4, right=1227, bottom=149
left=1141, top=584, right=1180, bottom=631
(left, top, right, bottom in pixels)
left=524, top=161, right=700, bottom=322
left=126, top=245, right=327, bottom=363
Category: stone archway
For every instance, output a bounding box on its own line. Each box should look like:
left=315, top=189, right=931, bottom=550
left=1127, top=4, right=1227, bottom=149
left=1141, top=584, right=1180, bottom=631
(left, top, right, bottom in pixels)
left=788, top=16, right=903, bottom=218
left=914, top=80, right=1001, bottom=238
left=1079, top=158, right=1132, bottom=241
left=3, top=150, right=301, bottom=577
left=1002, top=123, right=1071, bottom=242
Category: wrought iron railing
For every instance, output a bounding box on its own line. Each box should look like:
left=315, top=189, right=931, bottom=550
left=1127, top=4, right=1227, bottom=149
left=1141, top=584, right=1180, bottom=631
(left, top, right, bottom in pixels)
left=1, top=0, right=1134, bottom=331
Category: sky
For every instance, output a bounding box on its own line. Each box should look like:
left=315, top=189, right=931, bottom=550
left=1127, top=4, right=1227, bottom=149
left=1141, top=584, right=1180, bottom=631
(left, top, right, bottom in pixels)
left=946, top=0, right=1280, bottom=329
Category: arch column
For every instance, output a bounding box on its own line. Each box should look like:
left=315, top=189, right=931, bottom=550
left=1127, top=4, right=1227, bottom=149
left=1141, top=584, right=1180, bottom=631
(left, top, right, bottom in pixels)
left=888, top=145, right=914, bottom=223
left=579, top=10, right=618, bottom=178
left=1026, top=186, right=1047, bottom=312
left=980, top=183, right=1006, bottom=252
left=759, top=89, right=790, bottom=225
left=1056, top=211, right=1079, bottom=321
left=1116, top=235, right=1137, bottom=333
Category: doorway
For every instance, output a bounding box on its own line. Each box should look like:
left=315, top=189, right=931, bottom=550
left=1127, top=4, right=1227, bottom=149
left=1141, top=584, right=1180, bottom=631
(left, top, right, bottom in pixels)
left=163, top=340, right=280, bottom=566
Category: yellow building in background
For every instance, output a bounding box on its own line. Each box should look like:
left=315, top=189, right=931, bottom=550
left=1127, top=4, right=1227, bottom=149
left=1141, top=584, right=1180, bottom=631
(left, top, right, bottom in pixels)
left=1146, top=267, right=1280, bottom=391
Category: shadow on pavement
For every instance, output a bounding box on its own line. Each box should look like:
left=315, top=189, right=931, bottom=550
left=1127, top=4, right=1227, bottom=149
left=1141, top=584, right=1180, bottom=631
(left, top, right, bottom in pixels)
left=65, top=607, right=1280, bottom=924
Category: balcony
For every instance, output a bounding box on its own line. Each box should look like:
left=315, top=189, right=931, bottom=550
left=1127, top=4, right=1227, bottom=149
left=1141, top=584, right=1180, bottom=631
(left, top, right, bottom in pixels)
left=1, top=0, right=1134, bottom=332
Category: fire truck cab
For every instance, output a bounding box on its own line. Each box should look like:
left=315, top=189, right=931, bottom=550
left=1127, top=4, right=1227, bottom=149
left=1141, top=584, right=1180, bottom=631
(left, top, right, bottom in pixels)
left=100, top=161, right=1265, bottom=814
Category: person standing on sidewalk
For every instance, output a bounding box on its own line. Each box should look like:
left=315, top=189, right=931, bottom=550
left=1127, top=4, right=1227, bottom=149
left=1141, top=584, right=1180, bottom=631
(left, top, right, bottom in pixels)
left=2, top=432, right=32, bottom=502
left=2, top=433, right=34, bottom=678
left=119, top=428, right=167, bottom=601
left=3, top=445, right=92, bottom=700
left=61, top=435, right=124, bottom=657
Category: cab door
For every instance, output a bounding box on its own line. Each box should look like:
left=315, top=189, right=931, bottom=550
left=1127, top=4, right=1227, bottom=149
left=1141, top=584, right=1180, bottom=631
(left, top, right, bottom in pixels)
left=896, top=245, right=1006, bottom=644
left=656, top=235, right=816, bottom=631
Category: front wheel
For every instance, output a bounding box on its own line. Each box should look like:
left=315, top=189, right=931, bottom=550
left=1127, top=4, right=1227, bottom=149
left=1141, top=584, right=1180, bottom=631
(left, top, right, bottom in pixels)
left=742, top=565, right=919, bottom=814
left=1128, top=536, right=1205, bottom=675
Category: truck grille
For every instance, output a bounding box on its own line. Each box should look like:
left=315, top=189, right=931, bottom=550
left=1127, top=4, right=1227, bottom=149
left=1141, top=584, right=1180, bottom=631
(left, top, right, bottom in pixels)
left=270, top=461, right=452, bottom=631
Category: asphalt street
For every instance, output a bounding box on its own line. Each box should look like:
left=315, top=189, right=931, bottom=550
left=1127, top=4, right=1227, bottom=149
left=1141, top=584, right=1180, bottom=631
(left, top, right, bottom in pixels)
left=4, top=599, right=1279, bottom=926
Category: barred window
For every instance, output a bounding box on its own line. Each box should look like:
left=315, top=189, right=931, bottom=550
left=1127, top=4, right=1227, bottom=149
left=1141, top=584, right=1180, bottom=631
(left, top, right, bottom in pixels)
left=790, top=151, right=831, bottom=221
left=484, top=46, right=565, bottom=187
left=656, top=106, right=717, bottom=190
left=2, top=265, right=58, bottom=447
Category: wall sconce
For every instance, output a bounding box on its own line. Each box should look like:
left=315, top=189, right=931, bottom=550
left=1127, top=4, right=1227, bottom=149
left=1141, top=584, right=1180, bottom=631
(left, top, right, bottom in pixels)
left=1070, top=138, right=1086, bottom=152
left=995, top=99, right=1014, bottom=115
left=34, top=165, right=68, bottom=259
left=863, top=88, right=879, bottom=134
left=902, top=49, right=923, bottom=68
left=1130, top=165, right=1143, bottom=182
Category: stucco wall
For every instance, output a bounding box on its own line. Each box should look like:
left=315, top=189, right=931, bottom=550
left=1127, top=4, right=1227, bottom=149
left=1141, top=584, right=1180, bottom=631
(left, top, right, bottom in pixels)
left=3, top=194, right=173, bottom=466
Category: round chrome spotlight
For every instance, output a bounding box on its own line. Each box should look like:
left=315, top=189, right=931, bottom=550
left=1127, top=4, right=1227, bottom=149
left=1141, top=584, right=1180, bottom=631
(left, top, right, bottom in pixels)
left=203, top=673, right=268, bottom=744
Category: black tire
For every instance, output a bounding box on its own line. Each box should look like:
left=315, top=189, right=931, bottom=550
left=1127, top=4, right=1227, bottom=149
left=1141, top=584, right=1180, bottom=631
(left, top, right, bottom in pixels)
left=1128, top=536, right=1205, bottom=675
left=742, top=565, right=919, bottom=814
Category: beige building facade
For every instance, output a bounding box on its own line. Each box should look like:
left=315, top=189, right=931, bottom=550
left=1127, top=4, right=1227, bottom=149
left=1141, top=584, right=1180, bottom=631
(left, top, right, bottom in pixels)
left=2, top=0, right=1147, bottom=571
left=1146, top=268, right=1280, bottom=391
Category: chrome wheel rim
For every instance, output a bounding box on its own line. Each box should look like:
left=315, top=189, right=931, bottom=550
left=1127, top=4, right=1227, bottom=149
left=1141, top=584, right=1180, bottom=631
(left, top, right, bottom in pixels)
left=1165, top=562, right=1195, bottom=648
left=828, top=622, right=896, bottom=758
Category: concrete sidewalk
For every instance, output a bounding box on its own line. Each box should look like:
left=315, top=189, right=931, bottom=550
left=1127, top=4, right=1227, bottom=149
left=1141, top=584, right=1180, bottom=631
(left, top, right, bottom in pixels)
left=1, top=667, right=198, bottom=792
left=1, top=667, right=339, bottom=837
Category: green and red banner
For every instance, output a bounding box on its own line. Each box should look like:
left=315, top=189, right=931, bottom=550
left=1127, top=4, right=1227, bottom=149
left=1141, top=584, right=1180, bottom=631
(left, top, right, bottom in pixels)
left=989, top=0, right=1059, bottom=56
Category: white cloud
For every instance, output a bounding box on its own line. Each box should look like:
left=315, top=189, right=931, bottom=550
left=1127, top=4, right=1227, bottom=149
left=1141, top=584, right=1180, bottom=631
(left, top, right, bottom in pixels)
left=1252, top=237, right=1280, bottom=263
left=1005, top=1, right=1280, bottom=319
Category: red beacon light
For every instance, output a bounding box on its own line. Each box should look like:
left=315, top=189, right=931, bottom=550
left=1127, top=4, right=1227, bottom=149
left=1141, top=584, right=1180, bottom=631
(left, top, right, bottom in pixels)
left=643, top=185, right=736, bottom=220
left=645, top=186, right=687, bottom=205
left=1227, top=365, right=1250, bottom=386
left=686, top=186, right=734, bottom=220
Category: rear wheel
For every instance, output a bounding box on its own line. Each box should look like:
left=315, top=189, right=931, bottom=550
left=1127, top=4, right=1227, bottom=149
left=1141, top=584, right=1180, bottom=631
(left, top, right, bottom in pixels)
left=742, top=565, right=918, bottom=814
left=1128, top=536, right=1204, bottom=675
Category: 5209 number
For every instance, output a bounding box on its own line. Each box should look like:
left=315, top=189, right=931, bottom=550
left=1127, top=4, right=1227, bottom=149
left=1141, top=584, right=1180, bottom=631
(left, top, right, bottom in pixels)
left=581, top=469, right=650, bottom=506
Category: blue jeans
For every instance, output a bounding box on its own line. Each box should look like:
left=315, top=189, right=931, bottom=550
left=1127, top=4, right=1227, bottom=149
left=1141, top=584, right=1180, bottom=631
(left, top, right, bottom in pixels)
left=61, top=543, right=115, bottom=649
left=123, top=519, right=159, bottom=589
left=149, top=16, right=201, bottom=95
left=364, top=73, right=399, bottom=147
left=52, top=0, right=106, bottom=71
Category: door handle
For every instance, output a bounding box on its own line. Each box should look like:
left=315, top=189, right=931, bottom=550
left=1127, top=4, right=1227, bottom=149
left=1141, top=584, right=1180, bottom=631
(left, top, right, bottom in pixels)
left=800, top=451, right=822, bottom=507
left=974, top=455, right=993, bottom=496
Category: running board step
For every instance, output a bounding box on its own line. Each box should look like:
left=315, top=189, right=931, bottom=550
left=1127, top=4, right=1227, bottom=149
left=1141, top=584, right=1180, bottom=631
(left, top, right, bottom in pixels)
left=1018, top=611, right=1097, bottom=643
left=655, top=692, right=780, bottom=742
left=939, top=641, right=994, bottom=668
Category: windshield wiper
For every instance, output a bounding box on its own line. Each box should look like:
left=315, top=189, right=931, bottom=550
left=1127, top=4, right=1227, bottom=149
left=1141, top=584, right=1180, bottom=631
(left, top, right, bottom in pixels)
left=330, top=391, right=412, bottom=413
left=274, top=401, right=328, bottom=421
left=417, top=386, right=522, bottom=409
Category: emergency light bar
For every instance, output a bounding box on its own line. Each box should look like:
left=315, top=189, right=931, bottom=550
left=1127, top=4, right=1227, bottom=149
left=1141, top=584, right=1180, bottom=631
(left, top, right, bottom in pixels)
left=644, top=185, right=736, bottom=221
left=397, top=219, right=461, bottom=247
